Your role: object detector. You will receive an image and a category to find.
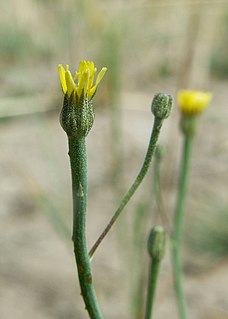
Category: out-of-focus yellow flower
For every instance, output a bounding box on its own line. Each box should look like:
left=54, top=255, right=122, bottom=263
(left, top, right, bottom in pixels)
left=177, top=90, right=212, bottom=116
left=58, top=61, right=107, bottom=100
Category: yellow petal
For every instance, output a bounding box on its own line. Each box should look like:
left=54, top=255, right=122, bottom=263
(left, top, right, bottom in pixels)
left=65, top=70, right=76, bottom=96
left=60, top=61, right=107, bottom=100
left=89, top=86, right=96, bottom=98
left=178, top=90, right=212, bottom=115
left=83, top=69, right=90, bottom=92
left=89, top=67, right=107, bottom=98
left=58, top=64, right=67, bottom=94
left=88, top=65, right=97, bottom=89
left=77, top=69, right=90, bottom=97
left=78, top=60, right=86, bottom=74
left=95, top=67, right=107, bottom=86
left=195, top=92, right=212, bottom=110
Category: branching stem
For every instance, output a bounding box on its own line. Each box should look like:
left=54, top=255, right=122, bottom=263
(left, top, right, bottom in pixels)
left=89, top=117, right=164, bottom=258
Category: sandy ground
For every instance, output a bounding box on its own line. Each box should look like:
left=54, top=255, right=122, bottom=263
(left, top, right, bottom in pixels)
left=0, top=85, right=228, bottom=319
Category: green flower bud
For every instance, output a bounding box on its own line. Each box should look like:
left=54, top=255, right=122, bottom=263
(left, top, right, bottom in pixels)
left=60, top=93, right=94, bottom=138
left=151, top=93, right=173, bottom=119
left=147, top=226, right=166, bottom=261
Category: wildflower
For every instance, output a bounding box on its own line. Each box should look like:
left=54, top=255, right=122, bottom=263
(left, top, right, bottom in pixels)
left=58, top=61, right=107, bottom=100
left=58, top=61, right=107, bottom=138
left=177, top=90, right=212, bottom=137
left=177, top=90, right=212, bottom=116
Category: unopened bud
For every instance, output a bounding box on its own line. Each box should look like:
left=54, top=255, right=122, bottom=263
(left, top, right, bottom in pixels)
left=147, top=226, right=166, bottom=261
left=60, top=93, right=94, bottom=138
left=151, top=93, right=173, bottom=119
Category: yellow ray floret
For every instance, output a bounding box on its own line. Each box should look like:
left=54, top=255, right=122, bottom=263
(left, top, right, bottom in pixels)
left=177, top=90, right=212, bottom=115
left=58, top=61, right=107, bottom=100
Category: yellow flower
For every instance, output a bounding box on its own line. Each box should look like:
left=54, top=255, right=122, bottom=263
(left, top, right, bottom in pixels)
left=58, top=61, right=107, bottom=100
left=177, top=90, right=212, bottom=116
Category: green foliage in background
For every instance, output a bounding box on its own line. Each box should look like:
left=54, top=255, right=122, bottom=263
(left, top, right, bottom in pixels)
left=210, top=13, right=228, bottom=78
left=186, top=202, right=228, bottom=262
left=0, top=26, right=33, bottom=60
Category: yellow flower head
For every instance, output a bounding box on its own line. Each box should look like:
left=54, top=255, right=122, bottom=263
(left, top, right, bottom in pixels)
left=58, top=61, right=107, bottom=100
left=177, top=90, right=212, bottom=116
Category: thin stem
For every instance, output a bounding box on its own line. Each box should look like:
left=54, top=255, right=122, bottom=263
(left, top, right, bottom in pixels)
left=89, top=117, right=164, bottom=258
left=171, top=136, right=193, bottom=319
left=144, top=259, right=161, bottom=319
left=153, top=146, right=170, bottom=231
left=68, top=136, right=103, bottom=319
left=131, top=201, right=148, bottom=319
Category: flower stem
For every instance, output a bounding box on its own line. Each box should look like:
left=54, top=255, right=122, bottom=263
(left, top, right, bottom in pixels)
left=89, top=117, right=164, bottom=258
left=68, top=136, right=103, bottom=319
left=145, top=226, right=166, bottom=319
left=144, top=259, right=161, bottom=319
left=171, top=136, right=193, bottom=319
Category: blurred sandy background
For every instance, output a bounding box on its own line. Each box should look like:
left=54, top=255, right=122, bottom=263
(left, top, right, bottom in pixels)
left=0, top=1, right=228, bottom=318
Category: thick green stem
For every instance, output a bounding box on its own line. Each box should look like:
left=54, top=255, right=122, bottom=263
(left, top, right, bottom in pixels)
left=144, top=259, right=161, bottom=319
left=68, top=136, right=103, bottom=319
left=171, top=136, right=193, bottom=319
left=89, top=117, right=164, bottom=257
